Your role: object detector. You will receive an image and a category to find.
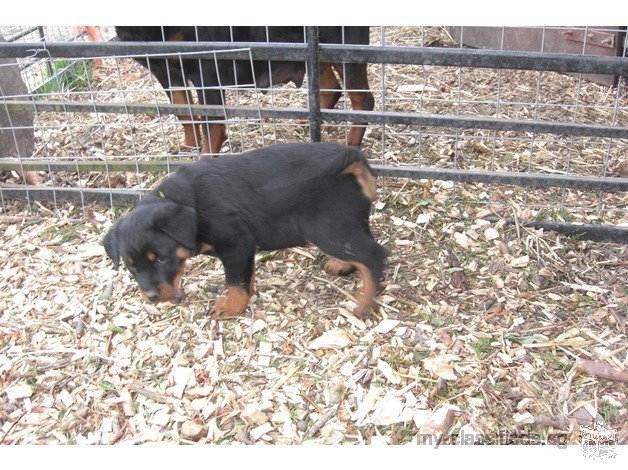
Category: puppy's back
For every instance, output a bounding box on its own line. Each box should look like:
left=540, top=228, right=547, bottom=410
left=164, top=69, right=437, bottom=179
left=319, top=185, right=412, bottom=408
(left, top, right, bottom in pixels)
left=217, top=142, right=373, bottom=193
left=155, top=142, right=375, bottom=210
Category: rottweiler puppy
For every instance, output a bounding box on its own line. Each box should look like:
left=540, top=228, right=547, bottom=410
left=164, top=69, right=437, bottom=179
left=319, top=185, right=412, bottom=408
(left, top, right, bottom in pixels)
left=104, top=142, right=386, bottom=320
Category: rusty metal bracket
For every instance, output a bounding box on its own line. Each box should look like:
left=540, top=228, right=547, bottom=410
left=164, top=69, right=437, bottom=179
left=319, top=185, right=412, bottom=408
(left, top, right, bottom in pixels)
left=562, top=29, right=616, bottom=49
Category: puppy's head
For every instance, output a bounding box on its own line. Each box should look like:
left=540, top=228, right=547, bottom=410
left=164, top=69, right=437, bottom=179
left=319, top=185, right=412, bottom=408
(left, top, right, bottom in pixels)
left=104, top=201, right=198, bottom=302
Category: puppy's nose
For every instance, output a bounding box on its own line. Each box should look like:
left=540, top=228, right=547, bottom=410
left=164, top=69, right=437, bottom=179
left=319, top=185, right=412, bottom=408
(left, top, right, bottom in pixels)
left=143, top=290, right=160, bottom=302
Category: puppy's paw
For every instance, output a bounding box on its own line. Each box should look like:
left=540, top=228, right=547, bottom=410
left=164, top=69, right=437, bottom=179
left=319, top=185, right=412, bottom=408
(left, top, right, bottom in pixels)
left=210, top=302, right=244, bottom=320
left=351, top=301, right=377, bottom=320
left=210, top=287, right=251, bottom=320
left=323, top=258, right=356, bottom=277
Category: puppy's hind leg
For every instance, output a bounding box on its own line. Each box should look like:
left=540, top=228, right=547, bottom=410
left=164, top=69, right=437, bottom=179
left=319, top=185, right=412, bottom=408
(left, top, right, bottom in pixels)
left=323, top=257, right=356, bottom=277
left=349, top=238, right=386, bottom=320
left=317, top=230, right=386, bottom=320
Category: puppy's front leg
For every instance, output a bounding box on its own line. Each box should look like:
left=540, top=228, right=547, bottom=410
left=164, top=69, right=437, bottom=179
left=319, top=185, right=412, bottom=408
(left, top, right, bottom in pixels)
left=211, top=247, right=255, bottom=320
left=212, top=286, right=252, bottom=319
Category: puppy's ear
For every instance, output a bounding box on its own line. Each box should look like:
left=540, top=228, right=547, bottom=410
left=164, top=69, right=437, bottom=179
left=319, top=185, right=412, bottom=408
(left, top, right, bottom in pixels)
left=151, top=202, right=198, bottom=249
left=103, top=221, right=122, bottom=269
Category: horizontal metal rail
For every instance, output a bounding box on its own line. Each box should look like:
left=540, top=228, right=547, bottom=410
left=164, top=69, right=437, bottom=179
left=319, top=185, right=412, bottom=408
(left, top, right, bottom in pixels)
left=324, top=109, right=628, bottom=140
left=0, top=99, right=306, bottom=124
left=1, top=26, right=40, bottom=43
left=481, top=217, right=628, bottom=244
left=3, top=100, right=628, bottom=140
left=0, top=185, right=142, bottom=207
left=2, top=184, right=626, bottom=243
left=2, top=159, right=627, bottom=192
left=1, top=41, right=627, bottom=76
left=373, top=166, right=628, bottom=192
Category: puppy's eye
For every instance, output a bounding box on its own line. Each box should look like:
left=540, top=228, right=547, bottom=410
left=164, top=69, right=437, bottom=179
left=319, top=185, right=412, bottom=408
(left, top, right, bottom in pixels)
left=156, top=256, right=167, bottom=265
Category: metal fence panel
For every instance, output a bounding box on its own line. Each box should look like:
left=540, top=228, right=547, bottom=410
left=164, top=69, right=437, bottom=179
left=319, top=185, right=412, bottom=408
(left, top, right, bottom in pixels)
left=0, top=26, right=626, bottom=241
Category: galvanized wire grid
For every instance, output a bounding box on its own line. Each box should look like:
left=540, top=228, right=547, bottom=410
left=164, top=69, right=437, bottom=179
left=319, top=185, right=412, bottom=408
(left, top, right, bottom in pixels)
left=0, top=26, right=626, bottom=235
left=369, top=27, right=627, bottom=226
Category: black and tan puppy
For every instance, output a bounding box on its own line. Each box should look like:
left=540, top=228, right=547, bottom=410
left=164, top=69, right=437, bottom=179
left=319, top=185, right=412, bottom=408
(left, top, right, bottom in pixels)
left=104, top=142, right=386, bottom=319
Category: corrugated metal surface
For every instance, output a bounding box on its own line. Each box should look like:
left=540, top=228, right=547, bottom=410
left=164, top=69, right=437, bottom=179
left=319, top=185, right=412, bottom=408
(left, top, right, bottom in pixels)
left=448, top=26, right=626, bottom=86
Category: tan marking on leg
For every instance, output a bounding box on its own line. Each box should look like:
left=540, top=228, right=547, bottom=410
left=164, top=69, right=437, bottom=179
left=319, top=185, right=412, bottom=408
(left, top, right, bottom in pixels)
left=202, top=123, right=227, bottom=154
left=171, top=89, right=203, bottom=149
left=211, top=286, right=251, bottom=320
left=75, top=27, right=104, bottom=69
left=319, top=63, right=342, bottom=109
left=350, top=262, right=378, bottom=319
left=345, top=90, right=371, bottom=147
left=166, top=28, right=192, bottom=140
left=83, top=26, right=104, bottom=42
left=293, top=64, right=341, bottom=126
left=331, top=63, right=373, bottom=147
left=323, top=257, right=356, bottom=276
left=342, top=161, right=377, bottom=202
left=184, top=89, right=203, bottom=148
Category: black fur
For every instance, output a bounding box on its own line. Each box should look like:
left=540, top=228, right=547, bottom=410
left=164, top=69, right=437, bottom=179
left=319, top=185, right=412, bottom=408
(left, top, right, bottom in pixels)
left=104, top=142, right=386, bottom=319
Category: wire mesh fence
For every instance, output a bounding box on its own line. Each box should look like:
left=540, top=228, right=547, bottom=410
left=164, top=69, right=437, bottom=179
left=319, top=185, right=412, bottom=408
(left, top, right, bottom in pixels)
left=1, top=26, right=627, bottom=241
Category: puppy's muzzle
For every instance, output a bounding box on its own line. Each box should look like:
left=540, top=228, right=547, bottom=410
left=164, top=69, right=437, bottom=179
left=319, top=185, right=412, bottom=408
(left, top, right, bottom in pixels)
left=141, top=289, right=161, bottom=303
left=141, top=285, right=185, bottom=303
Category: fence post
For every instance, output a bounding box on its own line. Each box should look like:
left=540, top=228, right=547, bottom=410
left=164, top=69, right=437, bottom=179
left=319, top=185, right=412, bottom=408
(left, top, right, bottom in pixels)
left=306, top=26, right=321, bottom=143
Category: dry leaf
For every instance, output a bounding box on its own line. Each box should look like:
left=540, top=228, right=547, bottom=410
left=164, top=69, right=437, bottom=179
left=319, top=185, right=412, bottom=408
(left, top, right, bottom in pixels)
left=418, top=405, right=458, bottom=436
left=242, top=405, right=270, bottom=426
left=454, top=232, right=472, bottom=247
left=170, top=367, right=195, bottom=399
left=309, top=329, right=352, bottom=350
left=510, top=255, right=530, bottom=268
left=423, top=355, right=460, bottom=381
left=180, top=420, right=207, bottom=441
left=250, top=422, right=274, bottom=441
left=417, top=212, right=433, bottom=224
left=370, top=391, right=406, bottom=425
left=484, top=227, right=500, bottom=240
left=143, top=304, right=162, bottom=317
left=353, top=387, right=383, bottom=425
left=514, top=412, right=535, bottom=425
left=373, top=319, right=400, bottom=334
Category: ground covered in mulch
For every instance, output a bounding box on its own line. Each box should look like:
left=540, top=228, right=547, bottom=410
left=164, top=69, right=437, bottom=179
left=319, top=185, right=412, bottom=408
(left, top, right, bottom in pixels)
left=1, top=187, right=626, bottom=445
left=0, top=27, right=626, bottom=445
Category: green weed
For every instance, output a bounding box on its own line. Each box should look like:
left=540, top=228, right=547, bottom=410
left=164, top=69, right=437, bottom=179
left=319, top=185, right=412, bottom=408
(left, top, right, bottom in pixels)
left=36, top=59, right=93, bottom=95
left=471, top=337, right=493, bottom=357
